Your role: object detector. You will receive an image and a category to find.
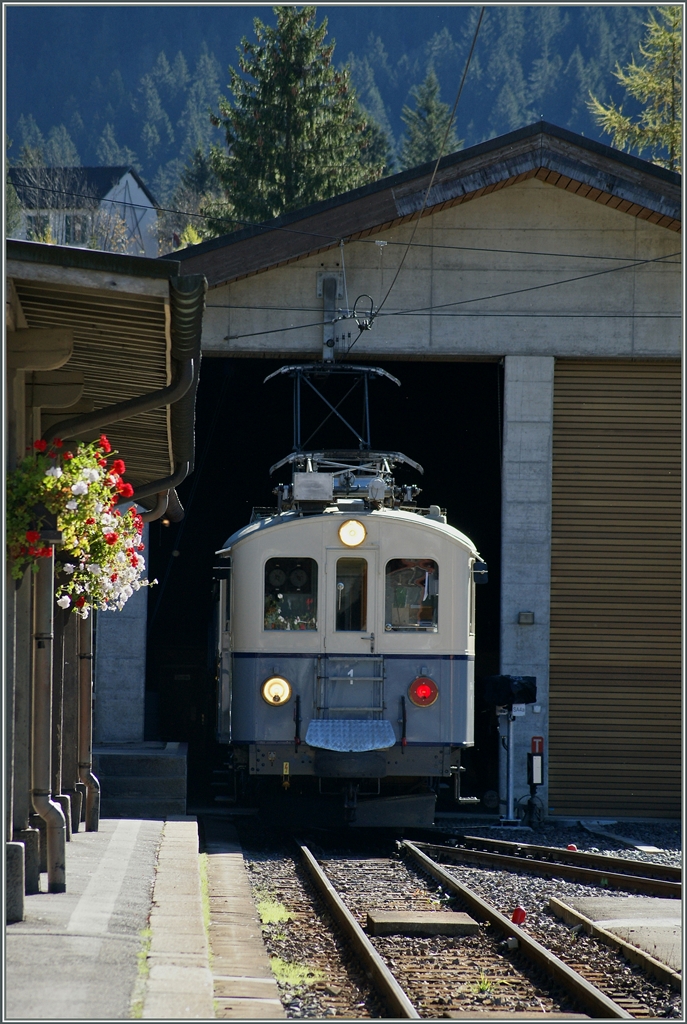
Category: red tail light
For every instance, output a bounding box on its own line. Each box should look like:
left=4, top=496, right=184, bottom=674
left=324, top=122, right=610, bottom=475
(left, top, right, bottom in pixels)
left=408, top=676, right=438, bottom=707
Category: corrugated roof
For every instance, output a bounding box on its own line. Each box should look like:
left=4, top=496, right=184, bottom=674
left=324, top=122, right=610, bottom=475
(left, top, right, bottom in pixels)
left=172, top=122, right=681, bottom=289
left=7, top=241, right=205, bottom=493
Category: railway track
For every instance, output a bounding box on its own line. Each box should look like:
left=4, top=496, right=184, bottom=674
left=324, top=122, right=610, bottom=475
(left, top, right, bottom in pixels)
left=411, top=835, right=681, bottom=898
left=298, top=838, right=642, bottom=1018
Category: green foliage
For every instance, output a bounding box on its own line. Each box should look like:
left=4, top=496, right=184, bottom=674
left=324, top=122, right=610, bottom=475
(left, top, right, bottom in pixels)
left=5, top=136, right=23, bottom=236
left=207, top=6, right=385, bottom=228
left=5, top=436, right=154, bottom=615
left=399, top=67, right=461, bottom=169
left=588, top=5, right=682, bottom=171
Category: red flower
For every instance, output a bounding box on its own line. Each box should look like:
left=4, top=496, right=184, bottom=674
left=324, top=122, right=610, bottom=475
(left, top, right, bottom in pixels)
left=38, top=547, right=52, bottom=558
left=85, top=518, right=95, bottom=525
left=63, top=452, right=74, bottom=461
left=53, top=438, right=63, bottom=447
left=112, top=459, right=126, bottom=475
left=104, top=532, right=119, bottom=545
left=75, top=596, right=86, bottom=608
left=33, top=439, right=47, bottom=452
left=110, top=573, right=118, bottom=582
left=99, top=434, right=112, bottom=453
left=130, top=553, right=139, bottom=567
left=25, top=530, right=41, bottom=544
left=118, top=483, right=134, bottom=498
left=137, top=543, right=145, bottom=551
left=97, top=458, right=107, bottom=467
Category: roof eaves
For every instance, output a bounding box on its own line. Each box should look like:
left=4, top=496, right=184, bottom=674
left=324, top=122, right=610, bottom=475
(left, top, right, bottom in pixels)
left=171, top=121, right=681, bottom=266
left=7, top=238, right=179, bottom=279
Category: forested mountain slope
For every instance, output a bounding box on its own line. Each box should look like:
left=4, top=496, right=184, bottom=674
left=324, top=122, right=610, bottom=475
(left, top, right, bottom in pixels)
left=6, top=5, right=652, bottom=206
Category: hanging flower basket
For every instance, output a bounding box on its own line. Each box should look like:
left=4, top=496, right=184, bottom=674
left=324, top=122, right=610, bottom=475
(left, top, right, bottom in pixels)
left=6, top=434, right=156, bottom=617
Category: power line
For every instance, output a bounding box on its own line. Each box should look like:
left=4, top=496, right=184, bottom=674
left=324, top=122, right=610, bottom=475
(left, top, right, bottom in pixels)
left=214, top=249, right=679, bottom=340
left=348, top=4, right=485, bottom=358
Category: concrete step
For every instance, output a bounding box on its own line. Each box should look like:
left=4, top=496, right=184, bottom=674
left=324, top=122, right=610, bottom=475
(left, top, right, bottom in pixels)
left=94, top=743, right=188, bottom=818
left=100, top=775, right=187, bottom=799
left=99, top=797, right=187, bottom=818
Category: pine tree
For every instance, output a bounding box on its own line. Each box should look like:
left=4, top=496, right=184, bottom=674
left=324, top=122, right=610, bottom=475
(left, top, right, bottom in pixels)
left=399, top=68, right=461, bottom=170
left=207, top=5, right=385, bottom=228
left=588, top=6, right=682, bottom=172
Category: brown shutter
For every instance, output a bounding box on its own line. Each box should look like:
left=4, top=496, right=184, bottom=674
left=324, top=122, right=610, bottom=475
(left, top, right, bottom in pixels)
left=549, top=360, right=681, bottom=817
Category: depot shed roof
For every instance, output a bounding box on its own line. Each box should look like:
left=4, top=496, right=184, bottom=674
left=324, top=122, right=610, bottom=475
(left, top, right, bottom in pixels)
left=172, top=121, right=681, bottom=289
left=6, top=240, right=207, bottom=503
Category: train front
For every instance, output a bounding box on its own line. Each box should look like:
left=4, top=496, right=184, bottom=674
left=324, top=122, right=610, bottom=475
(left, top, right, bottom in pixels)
left=212, top=364, right=487, bottom=827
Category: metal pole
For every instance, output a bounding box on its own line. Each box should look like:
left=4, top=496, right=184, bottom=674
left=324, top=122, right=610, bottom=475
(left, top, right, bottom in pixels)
left=31, top=551, right=66, bottom=893
left=78, top=615, right=100, bottom=832
left=506, top=711, right=515, bottom=820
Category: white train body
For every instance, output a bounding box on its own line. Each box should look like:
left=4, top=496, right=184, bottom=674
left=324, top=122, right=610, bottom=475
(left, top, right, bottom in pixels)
left=216, top=505, right=482, bottom=802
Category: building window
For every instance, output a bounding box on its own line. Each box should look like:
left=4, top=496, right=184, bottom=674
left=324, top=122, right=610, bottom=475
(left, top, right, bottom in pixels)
left=26, top=214, right=49, bottom=240
left=336, top=557, right=367, bottom=631
left=65, top=214, right=88, bottom=245
left=385, top=559, right=439, bottom=632
left=264, top=557, right=317, bottom=631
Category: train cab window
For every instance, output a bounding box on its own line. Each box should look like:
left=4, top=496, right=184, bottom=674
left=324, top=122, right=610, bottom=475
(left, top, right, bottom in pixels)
left=336, top=558, right=367, bottom=631
left=264, top=557, right=318, bottom=631
left=385, top=559, right=439, bottom=632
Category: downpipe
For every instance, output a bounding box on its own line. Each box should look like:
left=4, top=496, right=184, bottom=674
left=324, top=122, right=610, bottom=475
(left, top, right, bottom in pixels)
left=78, top=615, right=100, bottom=832
left=31, top=550, right=66, bottom=893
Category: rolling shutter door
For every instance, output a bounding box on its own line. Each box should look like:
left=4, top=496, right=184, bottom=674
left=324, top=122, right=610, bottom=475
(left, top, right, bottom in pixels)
left=549, top=360, right=681, bottom=817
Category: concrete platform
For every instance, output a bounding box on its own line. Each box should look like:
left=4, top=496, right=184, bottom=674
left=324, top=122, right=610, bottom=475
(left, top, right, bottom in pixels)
left=203, top=816, right=285, bottom=1019
left=554, top=896, right=682, bottom=972
left=5, top=816, right=215, bottom=1020
left=366, top=910, right=479, bottom=936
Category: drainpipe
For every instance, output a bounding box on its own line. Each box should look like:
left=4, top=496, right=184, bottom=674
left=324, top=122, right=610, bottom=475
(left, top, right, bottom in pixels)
left=32, top=549, right=66, bottom=893
left=78, top=615, right=100, bottom=832
left=140, top=491, right=169, bottom=524
left=43, top=359, right=194, bottom=445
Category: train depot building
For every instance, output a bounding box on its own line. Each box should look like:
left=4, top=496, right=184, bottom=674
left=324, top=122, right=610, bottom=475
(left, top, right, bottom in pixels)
left=175, top=122, right=681, bottom=822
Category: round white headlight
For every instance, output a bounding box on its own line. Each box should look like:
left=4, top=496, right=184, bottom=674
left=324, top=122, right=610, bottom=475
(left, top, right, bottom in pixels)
left=338, top=519, right=366, bottom=547
left=261, top=676, right=292, bottom=706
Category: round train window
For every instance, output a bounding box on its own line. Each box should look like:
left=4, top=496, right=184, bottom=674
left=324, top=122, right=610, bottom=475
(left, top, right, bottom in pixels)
left=268, top=568, right=287, bottom=587
left=289, top=568, right=308, bottom=588
left=338, top=519, right=366, bottom=547
left=261, top=676, right=292, bottom=706
left=408, top=676, right=439, bottom=707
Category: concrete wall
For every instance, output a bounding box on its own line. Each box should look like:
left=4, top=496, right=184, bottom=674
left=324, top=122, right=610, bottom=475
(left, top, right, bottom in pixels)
left=498, top=356, right=554, bottom=815
left=94, top=524, right=150, bottom=743
left=200, top=178, right=681, bottom=361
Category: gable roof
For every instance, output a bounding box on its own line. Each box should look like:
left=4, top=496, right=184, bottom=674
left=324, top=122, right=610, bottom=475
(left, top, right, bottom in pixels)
left=172, top=121, right=681, bottom=289
left=8, top=165, right=158, bottom=210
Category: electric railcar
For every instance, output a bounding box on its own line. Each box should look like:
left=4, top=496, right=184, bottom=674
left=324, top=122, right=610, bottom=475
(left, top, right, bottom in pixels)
left=213, top=363, right=487, bottom=826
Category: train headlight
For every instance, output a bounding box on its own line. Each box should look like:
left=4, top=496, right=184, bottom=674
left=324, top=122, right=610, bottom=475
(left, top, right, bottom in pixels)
left=261, top=676, right=292, bottom=706
left=408, top=676, right=439, bottom=707
left=338, top=519, right=366, bottom=547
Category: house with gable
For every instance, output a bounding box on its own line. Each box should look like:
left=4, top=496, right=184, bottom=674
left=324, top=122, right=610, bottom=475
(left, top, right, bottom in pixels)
left=8, top=165, right=159, bottom=258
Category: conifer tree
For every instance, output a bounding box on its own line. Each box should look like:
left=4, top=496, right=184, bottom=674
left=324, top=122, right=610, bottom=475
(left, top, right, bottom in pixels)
left=207, top=5, right=385, bottom=229
left=588, top=5, right=681, bottom=172
left=399, top=68, right=461, bottom=170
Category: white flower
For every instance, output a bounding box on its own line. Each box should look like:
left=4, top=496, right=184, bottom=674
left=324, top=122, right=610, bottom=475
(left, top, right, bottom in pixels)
left=95, top=502, right=104, bottom=513
left=45, top=466, right=63, bottom=478
left=66, top=499, right=78, bottom=510
left=71, top=481, right=88, bottom=495
left=87, top=564, right=102, bottom=576
left=63, top=564, right=76, bottom=574
left=56, top=595, right=71, bottom=608
left=122, top=585, right=133, bottom=599
left=82, top=468, right=100, bottom=483
left=116, top=551, right=127, bottom=564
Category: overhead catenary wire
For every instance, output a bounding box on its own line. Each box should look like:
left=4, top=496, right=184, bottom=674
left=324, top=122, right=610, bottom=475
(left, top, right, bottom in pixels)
left=344, top=5, right=486, bottom=360
left=217, top=249, right=680, bottom=340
